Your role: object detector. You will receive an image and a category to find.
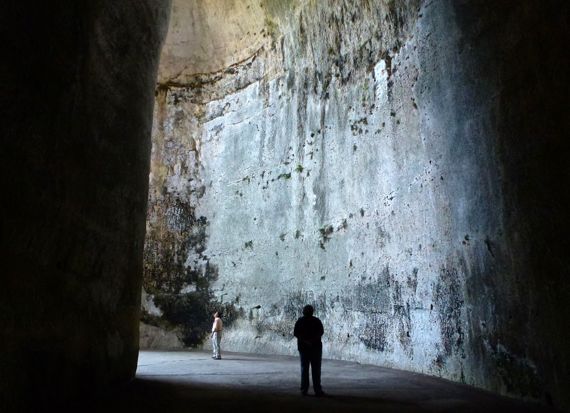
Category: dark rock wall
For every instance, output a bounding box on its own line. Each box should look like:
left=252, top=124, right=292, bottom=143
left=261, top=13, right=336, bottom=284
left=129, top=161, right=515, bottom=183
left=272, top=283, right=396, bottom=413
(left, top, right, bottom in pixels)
left=487, top=1, right=570, bottom=405
left=0, top=1, right=170, bottom=410
left=425, top=1, right=570, bottom=406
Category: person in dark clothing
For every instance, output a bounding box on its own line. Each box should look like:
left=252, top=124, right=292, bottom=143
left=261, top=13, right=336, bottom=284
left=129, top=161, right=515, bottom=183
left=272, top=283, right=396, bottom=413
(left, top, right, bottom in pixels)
left=293, top=304, right=325, bottom=397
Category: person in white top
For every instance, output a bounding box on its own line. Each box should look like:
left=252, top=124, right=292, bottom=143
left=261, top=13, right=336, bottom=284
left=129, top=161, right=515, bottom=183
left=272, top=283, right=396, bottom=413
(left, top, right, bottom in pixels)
left=211, top=312, right=223, bottom=360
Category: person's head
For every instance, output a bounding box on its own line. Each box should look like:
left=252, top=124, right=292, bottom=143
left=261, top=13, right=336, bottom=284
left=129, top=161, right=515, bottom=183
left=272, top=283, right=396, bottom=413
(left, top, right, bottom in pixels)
left=302, top=305, right=314, bottom=317
left=214, top=312, right=220, bottom=318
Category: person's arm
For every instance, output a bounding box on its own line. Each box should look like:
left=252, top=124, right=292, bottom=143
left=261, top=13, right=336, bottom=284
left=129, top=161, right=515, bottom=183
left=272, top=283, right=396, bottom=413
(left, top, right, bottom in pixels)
left=293, top=319, right=300, bottom=338
left=318, top=319, right=324, bottom=338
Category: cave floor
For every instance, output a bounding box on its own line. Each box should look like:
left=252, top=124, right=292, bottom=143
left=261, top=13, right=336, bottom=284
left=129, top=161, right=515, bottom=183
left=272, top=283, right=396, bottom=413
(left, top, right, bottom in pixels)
left=88, top=351, right=559, bottom=413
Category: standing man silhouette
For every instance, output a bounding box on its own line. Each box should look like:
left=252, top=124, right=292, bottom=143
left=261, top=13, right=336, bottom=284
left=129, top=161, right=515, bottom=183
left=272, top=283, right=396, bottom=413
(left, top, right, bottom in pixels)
left=294, top=305, right=325, bottom=396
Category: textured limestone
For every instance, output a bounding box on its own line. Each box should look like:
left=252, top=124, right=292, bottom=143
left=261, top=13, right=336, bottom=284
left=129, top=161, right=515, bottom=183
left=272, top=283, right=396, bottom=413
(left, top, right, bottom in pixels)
left=144, top=0, right=570, bottom=409
left=158, top=0, right=269, bottom=83
left=139, top=322, right=184, bottom=350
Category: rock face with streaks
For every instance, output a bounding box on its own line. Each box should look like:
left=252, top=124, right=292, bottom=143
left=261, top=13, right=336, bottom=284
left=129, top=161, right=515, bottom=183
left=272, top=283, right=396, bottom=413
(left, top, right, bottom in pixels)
left=142, top=0, right=570, bottom=409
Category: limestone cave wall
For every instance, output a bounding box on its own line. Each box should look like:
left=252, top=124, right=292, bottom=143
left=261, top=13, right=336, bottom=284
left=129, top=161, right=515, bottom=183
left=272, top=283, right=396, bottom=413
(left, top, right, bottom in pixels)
left=142, top=0, right=570, bottom=408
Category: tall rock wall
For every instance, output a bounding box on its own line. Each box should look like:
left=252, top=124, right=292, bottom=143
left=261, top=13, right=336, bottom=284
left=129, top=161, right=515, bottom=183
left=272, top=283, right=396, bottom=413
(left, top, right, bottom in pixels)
left=0, top=1, right=171, bottom=410
left=143, top=0, right=570, bottom=408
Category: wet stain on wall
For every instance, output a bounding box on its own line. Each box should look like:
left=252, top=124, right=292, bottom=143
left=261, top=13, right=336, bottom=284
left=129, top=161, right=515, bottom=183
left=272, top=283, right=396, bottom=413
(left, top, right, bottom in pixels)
left=435, top=266, right=465, bottom=359
left=143, top=200, right=241, bottom=346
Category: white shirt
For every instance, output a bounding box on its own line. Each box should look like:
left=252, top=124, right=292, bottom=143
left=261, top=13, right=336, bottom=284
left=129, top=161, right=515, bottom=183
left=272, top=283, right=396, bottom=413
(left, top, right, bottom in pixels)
left=212, top=317, right=222, bottom=333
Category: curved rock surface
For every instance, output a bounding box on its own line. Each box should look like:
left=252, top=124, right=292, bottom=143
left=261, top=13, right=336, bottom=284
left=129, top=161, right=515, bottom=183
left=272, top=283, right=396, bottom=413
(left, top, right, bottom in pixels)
left=142, top=0, right=570, bottom=409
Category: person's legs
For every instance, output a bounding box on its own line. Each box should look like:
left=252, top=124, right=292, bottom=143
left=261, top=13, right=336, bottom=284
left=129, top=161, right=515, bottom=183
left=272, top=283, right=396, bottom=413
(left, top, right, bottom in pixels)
left=216, top=332, right=222, bottom=359
left=212, top=332, right=222, bottom=359
left=299, top=351, right=310, bottom=394
left=311, top=348, right=323, bottom=395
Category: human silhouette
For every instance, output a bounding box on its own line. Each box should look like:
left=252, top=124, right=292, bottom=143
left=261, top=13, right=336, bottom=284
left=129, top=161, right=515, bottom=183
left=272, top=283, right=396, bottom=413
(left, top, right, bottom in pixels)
left=293, top=304, right=325, bottom=396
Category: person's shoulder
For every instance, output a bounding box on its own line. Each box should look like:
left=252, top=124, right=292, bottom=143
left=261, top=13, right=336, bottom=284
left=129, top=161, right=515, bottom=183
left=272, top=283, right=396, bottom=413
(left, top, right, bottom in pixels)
left=295, top=316, right=308, bottom=325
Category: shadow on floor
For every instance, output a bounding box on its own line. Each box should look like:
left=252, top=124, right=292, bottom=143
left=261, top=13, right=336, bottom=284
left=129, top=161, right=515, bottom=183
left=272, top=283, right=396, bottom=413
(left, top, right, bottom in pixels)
left=82, top=378, right=416, bottom=413
left=75, top=377, right=561, bottom=413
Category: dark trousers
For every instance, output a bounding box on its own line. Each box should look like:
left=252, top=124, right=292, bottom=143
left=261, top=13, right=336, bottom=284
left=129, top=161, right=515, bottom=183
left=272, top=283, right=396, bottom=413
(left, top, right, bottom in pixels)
left=299, top=348, right=322, bottom=393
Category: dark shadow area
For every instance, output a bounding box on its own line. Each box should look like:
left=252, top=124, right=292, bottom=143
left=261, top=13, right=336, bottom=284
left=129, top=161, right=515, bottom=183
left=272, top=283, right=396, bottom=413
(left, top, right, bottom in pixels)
left=76, top=377, right=563, bottom=413
left=0, top=1, right=171, bottom=410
